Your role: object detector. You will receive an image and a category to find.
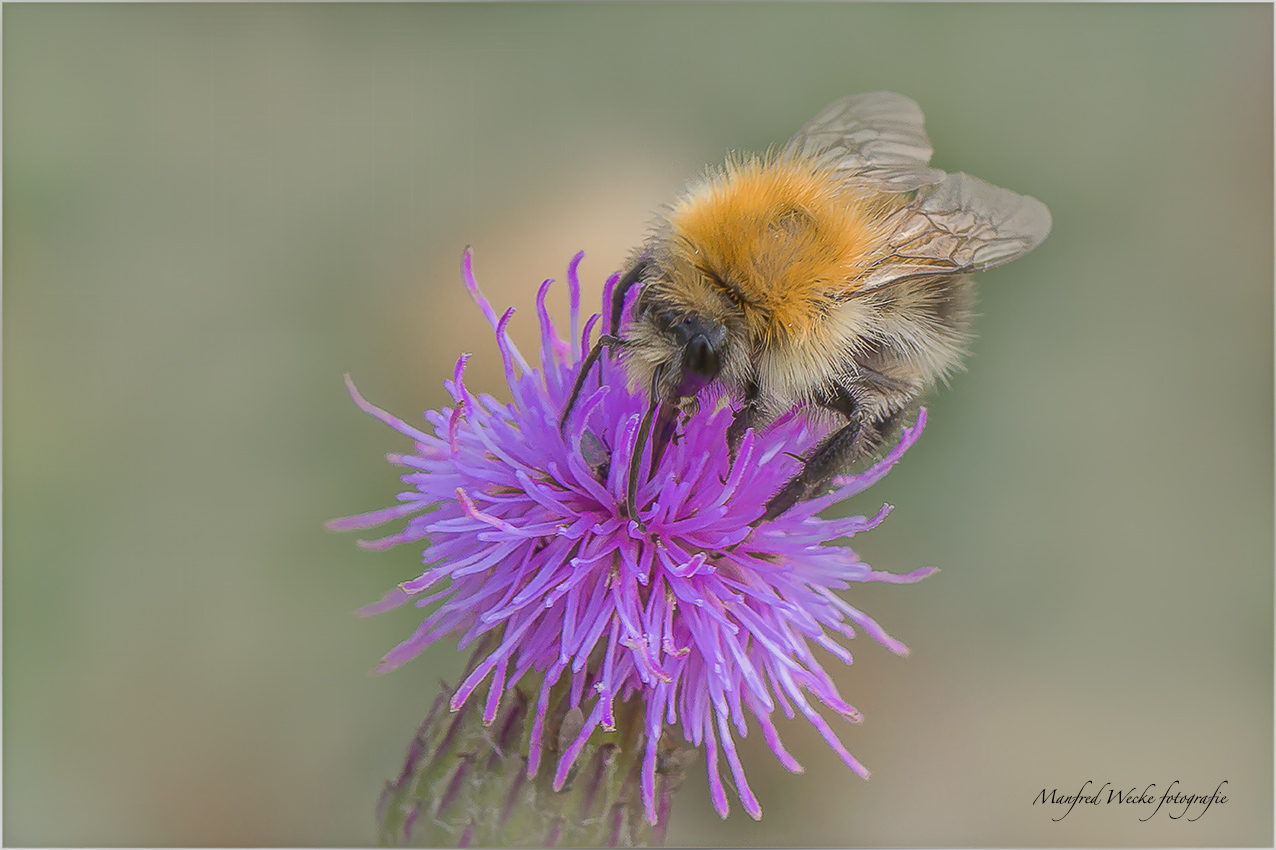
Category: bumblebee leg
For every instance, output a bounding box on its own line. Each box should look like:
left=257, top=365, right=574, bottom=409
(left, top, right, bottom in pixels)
left=726, top=379, right=760, bottom=461
left=559, top=333, right=622, bottom=435
left=759, top=387, right=901, bottom=523
left=761, top=411, right=864, bottom=522
left=561, top=258, right=649, bottom=435
left=608, top=258, right=651, bottom=337
left=646, top=401, right=680, bottom=479
left=627, top=365, right=666, bottom=532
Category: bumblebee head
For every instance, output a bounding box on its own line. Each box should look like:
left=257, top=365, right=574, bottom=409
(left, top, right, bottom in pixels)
left=612, top=291, right=732, bottom=528
left=587, top=254, right=752, bottom=528
left=654, top=307, right=726, bottom=403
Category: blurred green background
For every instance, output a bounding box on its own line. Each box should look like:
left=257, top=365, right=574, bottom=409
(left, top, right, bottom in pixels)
left=5, top=3, right=1271, bottom=846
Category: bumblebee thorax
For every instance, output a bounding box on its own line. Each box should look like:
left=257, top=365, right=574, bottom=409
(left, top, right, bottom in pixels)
left=661, top=156, right=895, bottom=344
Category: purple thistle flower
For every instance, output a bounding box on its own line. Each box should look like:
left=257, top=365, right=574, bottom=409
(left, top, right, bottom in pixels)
left=331, top=251, right=936, bottom=824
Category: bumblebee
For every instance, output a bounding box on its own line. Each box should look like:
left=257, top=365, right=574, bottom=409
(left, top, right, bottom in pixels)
left=563, top=92, right=1051, bottom=525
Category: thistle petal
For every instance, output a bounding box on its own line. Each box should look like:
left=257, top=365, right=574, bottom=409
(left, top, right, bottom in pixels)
left=334, top=253, right=935, bottom=832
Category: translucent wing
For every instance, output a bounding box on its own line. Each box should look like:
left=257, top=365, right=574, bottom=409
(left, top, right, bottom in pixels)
left=856, top=172, right=1053, bottom=290
left=781, top=91, right=946, bottom=192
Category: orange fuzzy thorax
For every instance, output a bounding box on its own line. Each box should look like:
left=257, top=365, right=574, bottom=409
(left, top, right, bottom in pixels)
left=665, top=155, right=894, bottom=346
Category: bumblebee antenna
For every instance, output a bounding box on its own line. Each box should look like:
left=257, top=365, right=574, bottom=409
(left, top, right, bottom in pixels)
left=609, top=258, right=650, bottom=336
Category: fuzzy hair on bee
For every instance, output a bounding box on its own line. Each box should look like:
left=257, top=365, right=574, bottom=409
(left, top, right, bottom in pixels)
left=561, top=92, right=1051, bottom=527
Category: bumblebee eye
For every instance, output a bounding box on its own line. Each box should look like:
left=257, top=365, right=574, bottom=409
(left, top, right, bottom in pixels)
left=685, top=333, right=720, bottom=380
